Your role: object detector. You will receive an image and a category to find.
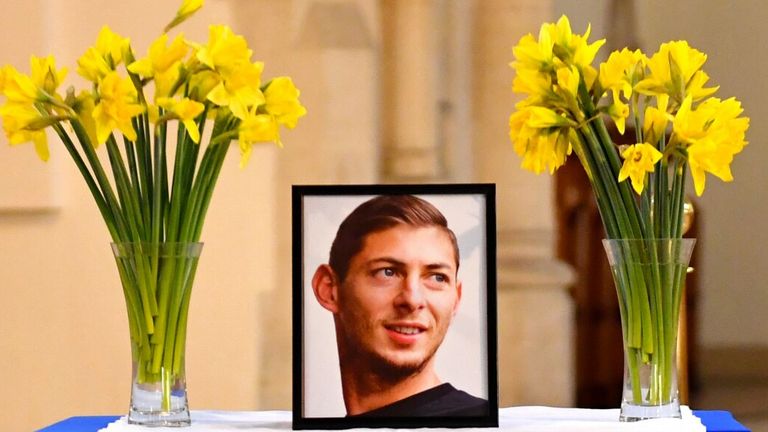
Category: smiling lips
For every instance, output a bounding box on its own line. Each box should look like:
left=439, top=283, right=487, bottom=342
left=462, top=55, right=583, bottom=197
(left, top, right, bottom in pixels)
left=384, top=323, right=427, bottom=345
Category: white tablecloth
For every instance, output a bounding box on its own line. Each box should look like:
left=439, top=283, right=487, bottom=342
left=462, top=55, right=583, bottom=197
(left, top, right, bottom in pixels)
left=100, top=406, right=705, bottom=431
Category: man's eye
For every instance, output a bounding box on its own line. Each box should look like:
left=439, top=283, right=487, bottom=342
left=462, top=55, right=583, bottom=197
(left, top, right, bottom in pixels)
left=432, top=273, right=448, bottom=283
left=375, top=268, right=396, bottom=278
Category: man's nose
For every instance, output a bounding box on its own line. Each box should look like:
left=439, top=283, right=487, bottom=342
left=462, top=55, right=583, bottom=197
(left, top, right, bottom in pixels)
left=394, top=275, right=426, bottom=311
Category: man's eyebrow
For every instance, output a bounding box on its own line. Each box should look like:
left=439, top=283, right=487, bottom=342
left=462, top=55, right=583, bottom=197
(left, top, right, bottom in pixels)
left=367, top=258, right=455, bottom=272
left=425, top=262, right=455, bottom=271
left=366, top=257, right=406, bottom=267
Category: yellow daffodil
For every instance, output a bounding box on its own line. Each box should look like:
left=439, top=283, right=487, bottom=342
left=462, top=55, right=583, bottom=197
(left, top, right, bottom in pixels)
left=642, top=94, right=670, bottom=146
left=556, top=65, right=580, bottom=100
left=72, top=91, right=99, bottom=146
left=157, top=97, right=204, bottom=143
left=512, top=68, right=553, bottom=101
left=526, top=106, right=575, bottom=128
left=674, top=96, right=749, bottom=195
left=0, top=66, right=8, bottom=94
left=77, top=26, right=131, bottom=82
left=546, top=15, right=605, bottom=71
left=206, top=61, right=264, bottom=119
left=509, top=108, right=536, bottom=146
left=511, top=33, right=554, bottom=73
left=30, top=55, right=67, bottom=96
left=0, top=103, right=50, bottom=160
left=92, top=71, right=145, bottom=145
left=635, top=41, right=718, bottom=103
left=263, top=77, right=306, bottom=128
left=509, top=107, right=572, bottom=175
left=128, top=33, right=188, bottom=98
left=519, top=129, right=572, bottom=175
left=607, top=93, right=630, bottom=134
left=599, top=48, right=645, bottom=99
left=165, top=0, right=204, bottom=33
left=237, top=109, right=279, bottom=167
left=196, top=25, right=252, bottom=75
left=1, top=67, right=40, bottom=104
left=77, top=48, right=113, bottom=83
left=94, top=26, right=131, bottom=66
left=618, top=143, right=663, bottom=194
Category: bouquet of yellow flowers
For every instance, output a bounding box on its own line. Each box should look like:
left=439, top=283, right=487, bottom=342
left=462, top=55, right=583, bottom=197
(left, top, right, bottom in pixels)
left=0, top=0, right=305, bottom=426
left=509, top=16, right=748, bottom=420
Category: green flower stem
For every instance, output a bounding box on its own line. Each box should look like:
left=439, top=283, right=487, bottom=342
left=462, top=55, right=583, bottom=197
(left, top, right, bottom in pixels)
left=192, top=140, right=231, bottom=241
left=172, top=261, right=198, bottom=375
left=50, top=124, right=118, bottom=240
left=70, top=121, right=131, bottom=242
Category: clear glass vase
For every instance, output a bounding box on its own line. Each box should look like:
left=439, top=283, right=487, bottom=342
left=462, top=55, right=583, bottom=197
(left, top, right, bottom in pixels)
left=602, top=238, right=695, bottom=422
left=112, top=242, right=204, bottom=427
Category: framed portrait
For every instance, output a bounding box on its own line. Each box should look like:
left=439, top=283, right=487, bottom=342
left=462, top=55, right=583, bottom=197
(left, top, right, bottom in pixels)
left=292, top=184, right=498, bottom=429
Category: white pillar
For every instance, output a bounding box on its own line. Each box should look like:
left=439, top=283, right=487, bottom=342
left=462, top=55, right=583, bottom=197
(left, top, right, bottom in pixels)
left=232, top=0, right=381, bottom=407
left=380, top=0, right=441, bottom=181
left=472, top=0, right=576, bottom=407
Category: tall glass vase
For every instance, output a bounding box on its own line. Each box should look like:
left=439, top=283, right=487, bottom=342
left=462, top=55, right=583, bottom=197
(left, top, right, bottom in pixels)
left=602, top=238, right=696, bottom=422
left=111, top=242, right=204, bottom=427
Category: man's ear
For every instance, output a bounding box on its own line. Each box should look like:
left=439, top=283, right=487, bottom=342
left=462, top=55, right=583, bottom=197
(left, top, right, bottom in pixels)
left=312, top=264, right=340, bottom=313
left=452, top=280, right=463, bottom=317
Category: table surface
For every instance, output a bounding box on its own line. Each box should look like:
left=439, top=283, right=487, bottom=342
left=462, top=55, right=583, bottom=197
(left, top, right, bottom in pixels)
left=37, top=410, right=751, bottom=432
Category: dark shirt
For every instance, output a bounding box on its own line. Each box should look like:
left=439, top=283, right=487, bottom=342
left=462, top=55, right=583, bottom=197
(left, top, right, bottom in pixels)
left=352, top=383, right=489, bottom=417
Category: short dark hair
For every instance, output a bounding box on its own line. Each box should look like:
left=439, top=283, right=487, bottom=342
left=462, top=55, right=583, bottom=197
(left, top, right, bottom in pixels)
left=328, top=195, right=460, bottom=283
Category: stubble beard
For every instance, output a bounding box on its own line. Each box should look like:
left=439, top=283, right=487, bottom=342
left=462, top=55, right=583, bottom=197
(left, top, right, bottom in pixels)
left=340, top=318, right=450, bottom=386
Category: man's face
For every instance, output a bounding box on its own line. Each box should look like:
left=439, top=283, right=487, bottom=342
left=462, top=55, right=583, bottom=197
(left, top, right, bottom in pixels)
left=334, top=224, right=461, bottom=379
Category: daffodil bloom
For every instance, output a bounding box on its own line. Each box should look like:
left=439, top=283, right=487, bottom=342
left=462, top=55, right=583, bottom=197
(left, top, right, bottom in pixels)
left=511, top=33, right=554, bottom=73
left=674, top=96, right=749, bottom=195
left=196, top=25, right=252, bottom=76
left=509, top=108, right=536, bottom=146
left=556, top=65, right=580, bottom=100
left=72, top=90, right=99, bottom=146
left=157, top=97, right=204, bottom=143
left=635, top=41, right=718, bottom=103
left=237, top=109, right=279, bottom=167
left=642, top=94, right=670, bottom=146
left=92, top=71, right=145, bottom=145
left=1, top=67, right=41, bottom=104
left=607, top=93, right=630, bottom=134
left=0, top=103, right=50, bottom=160
left=206, top=61, right=264, bottom=119
left=0, top=66, right=8, bottom=94
left=94, top=26, right=131, bottom=66
left=263, top=77, right=307, bottom=128
left=526, top=106, right=575, bottom=128
left=128, top=33, right=188, bottom=98
left=618, top=143, right=663, bottom=194
left=31, top=55, right=67, bottom=96
left=165, top=0, right=204, bottom=32
left=599, top=48, right=645, bottom=99
left=77, top=47, right=113, bottom=83
left=77, top=26, right=130, bottom=82
left=517, top=129, right=572, bottom=175
left=545, top=15, right=605, bottom=71
left=512, top=68, right=553, bottom=100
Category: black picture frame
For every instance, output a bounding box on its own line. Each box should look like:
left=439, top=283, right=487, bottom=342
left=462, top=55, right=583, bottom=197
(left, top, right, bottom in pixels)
left=292, top=184, right=498, bottom=429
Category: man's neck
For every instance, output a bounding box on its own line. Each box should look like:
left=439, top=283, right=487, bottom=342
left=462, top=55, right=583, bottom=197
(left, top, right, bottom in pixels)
left=340, top=363, right=441, bottom=416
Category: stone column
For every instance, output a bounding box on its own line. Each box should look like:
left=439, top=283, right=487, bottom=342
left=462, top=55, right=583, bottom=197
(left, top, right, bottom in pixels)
left=232, top=0, right=381, bottom=408
left=380, top=0, right=441, bottom=181
left=472, top=0, right=576, bottom=407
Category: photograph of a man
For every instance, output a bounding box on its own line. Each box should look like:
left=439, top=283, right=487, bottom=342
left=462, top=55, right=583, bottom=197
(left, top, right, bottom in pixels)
left=308, top=194, right=489, bottom=418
